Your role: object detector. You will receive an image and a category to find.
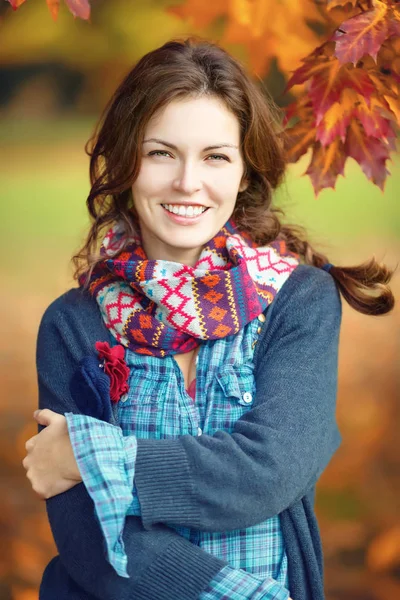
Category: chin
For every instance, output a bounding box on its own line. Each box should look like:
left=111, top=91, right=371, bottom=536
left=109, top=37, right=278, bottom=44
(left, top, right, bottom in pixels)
left=162, top=229, right=211, bottom=247
left=166, top=239, right=209, bottom=252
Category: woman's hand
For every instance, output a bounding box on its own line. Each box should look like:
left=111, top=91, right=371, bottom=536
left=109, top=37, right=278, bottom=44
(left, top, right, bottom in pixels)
left=22, top=409, right=82, bottom=499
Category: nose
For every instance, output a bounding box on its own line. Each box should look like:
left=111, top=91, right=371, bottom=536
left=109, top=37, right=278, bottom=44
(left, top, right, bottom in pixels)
left=172, top=161, right=202, bottom=195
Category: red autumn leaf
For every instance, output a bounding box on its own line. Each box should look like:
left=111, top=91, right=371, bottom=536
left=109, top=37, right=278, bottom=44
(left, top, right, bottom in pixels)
left=6, top=0, right=90, bottom=19
left=64, top=0, right=90, bottom=20
left=316, top=87, right=396, bottom=145
left=287, top=44, right=376, bottom=124
left=46, top=0, right=60, bottom=21
left=283, top=97, right=316, bottom=161
left=305, top=138, right=347, bottom=194
left=312, top=64, right=376, bottom=122
left=6, top=0, right=26, bottom=9
left=285, top=9, right=399, bottom=194
left=332, top=1, right=400, bottom=65
left=345, top=120, right=391, bottom=189
left=354, top=94, right=396, bottom=137
left=315, top=94, right=353, bottom=144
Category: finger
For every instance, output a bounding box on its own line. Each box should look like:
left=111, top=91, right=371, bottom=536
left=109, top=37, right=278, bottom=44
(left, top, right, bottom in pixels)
left=34, top=408, right=57, bottom=426
left=31, top=482, right=46, bottom=500
left=25, top=435, right=38, bottom=451
left=22, top=456, right=29, bottom=470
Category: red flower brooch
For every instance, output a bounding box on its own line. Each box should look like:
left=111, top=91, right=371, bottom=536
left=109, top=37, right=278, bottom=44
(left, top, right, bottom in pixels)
left=95, top=341, right=129, bottom=402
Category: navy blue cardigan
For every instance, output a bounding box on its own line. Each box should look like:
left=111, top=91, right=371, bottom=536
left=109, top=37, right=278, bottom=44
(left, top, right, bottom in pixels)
left=37, top=264, right=342, bottom=600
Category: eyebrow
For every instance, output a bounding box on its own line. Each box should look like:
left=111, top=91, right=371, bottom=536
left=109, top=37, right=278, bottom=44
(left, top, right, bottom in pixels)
left=143, top=138, right=239, bottom=151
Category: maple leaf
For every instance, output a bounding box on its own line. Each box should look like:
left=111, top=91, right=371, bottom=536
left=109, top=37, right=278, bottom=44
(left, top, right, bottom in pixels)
left=356, top=39, right=400, bottom=128
left=316, top=87, right=396, bottom=144
left=344, top=119, right=391, bottom=188
left=287, top=43, right=376, bottom=122
left=370, top=35, right=400, bottom=96
left=315, top=92, right=354, bottom=144
left=6, top=0, right=26, bottom=9
left=283, top=97, right=317, bottom=161
left=305, top=138, right=347, bottom=194
left=384, top=93, right=400, bottom=120
left=332, top=0, right=400, bottom=65
left=280, top=95, right=316, bottom=162
left=354, top=94, right=396, bottom=137
left=285, top=11, right=399, bottom=194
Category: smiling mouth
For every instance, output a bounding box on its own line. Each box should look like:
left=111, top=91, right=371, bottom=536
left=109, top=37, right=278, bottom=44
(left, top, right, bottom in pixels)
left=161, top=204, right=209, bottom=218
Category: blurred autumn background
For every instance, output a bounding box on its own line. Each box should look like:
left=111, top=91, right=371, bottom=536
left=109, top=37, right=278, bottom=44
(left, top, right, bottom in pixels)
left=0, top=0, right=399, bottom=599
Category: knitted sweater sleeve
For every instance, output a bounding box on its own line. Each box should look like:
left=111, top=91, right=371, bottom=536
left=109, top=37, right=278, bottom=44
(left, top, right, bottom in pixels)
left=36, top=291, right=225, bottom=600
left=134, top=265, right=343, bottom=532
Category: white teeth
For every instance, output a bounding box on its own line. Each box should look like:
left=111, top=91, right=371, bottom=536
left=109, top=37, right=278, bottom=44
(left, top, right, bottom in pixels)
left=162, top=204, right=207, bottom=218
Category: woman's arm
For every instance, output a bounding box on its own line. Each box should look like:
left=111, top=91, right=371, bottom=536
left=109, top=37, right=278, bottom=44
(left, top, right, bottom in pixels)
left=133, top=265, right=343, bottom=532
left=34, top=292, right=225, bottom=599
left=34, top=290, right=291, bottom=600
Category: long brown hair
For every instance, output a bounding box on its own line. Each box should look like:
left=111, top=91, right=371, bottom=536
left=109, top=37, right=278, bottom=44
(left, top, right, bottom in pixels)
left=73, top=38, right=394, bottom=316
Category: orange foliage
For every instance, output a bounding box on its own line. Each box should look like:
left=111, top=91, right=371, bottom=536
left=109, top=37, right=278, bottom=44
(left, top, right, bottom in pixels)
left=6, top=0, right=90, bottom=20
left=284, top=2, right=400, bottom=194
left=11, top=588, right=38, bottom=600
left=170, top=0, right=323, bottom=74
left=170, top=0, right=400, bottom=194
left=45, top=0, right=60, bottom=21
left=367, top=526, right=400, bottom=573
left=6, top=0, right=400, bottom=193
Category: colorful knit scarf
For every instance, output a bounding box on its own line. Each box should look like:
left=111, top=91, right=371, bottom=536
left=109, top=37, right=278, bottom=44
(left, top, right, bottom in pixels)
left=82, top=219, right=299, bottom=357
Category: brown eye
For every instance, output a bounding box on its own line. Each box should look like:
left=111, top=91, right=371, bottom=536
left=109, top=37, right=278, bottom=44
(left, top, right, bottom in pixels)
left=206, top=154, right=229, bottom=161
left=148, top=150, right=172, bottom=158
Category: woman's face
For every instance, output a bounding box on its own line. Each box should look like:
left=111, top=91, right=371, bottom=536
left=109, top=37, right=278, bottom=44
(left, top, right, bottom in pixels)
left=131, top=95, right=247, bottom=265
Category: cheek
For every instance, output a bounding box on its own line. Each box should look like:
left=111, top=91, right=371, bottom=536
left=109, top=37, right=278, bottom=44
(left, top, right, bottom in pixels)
left=132, top=167, right=166, bottom=203
left=210, top=170, right=243, bottom=204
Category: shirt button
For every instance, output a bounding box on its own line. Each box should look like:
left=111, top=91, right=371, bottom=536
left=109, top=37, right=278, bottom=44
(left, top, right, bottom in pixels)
left=197, top=427, right=203, bottom=436
left=242, top=392, right=253, bottom=404
left=257, top=313, right=266, bottom=323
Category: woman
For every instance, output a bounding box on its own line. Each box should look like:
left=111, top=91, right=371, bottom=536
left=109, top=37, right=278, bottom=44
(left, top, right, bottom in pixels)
left=23, top=39, right=394, bottom=600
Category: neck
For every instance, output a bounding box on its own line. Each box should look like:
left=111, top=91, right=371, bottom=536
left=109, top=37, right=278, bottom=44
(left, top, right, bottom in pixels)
left=141, top=231, right=203, bottom=266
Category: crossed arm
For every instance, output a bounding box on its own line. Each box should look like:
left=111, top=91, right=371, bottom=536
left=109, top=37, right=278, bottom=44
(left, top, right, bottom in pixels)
left=23, top=266, right=341, bottom=599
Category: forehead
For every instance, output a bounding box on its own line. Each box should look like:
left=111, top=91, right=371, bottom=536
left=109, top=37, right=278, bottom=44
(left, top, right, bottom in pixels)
left=145, top=96, right=241, bottom=146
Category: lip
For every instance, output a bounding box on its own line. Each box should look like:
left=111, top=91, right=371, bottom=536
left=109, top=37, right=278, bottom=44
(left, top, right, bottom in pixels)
left=161, top=204, right=209, bottom=225
left=161, top=202, right=208, bottom=208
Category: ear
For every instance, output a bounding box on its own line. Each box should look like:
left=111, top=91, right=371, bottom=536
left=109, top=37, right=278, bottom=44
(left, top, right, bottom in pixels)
left=239, top=178, right=249, bottom=193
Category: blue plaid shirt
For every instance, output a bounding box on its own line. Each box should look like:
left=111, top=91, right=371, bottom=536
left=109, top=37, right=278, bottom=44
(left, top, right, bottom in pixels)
left=66, top=316, right=289, bottom=599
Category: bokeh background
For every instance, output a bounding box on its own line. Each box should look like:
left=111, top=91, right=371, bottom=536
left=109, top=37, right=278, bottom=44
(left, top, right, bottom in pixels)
left=0, top=1, right=399, bottom=599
